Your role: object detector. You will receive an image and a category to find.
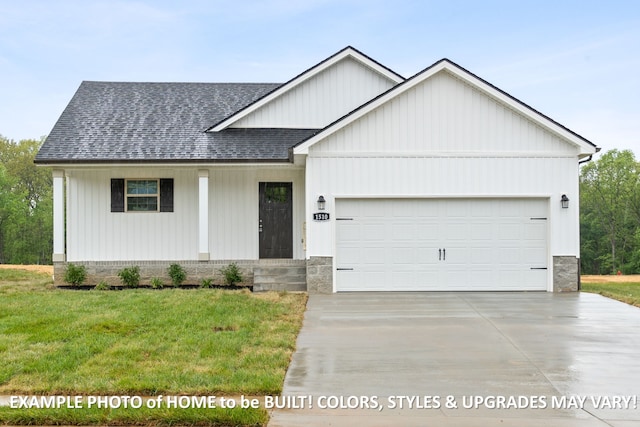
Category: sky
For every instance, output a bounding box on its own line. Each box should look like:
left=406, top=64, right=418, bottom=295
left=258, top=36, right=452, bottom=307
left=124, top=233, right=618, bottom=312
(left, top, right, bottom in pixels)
left=1, top=0, right=639, bottom=156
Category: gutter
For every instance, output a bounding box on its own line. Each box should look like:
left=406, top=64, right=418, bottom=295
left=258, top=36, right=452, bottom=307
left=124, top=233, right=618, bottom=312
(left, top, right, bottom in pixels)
left=578, top=146, right=601, bottom=164
left=578, top=155, right=593, bottom=164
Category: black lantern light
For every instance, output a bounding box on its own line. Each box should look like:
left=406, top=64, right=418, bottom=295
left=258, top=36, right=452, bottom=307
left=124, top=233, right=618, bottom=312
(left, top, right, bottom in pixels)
left=561, top=194, right=569, bottom=209
left=317, top=195, right=326, bottom=210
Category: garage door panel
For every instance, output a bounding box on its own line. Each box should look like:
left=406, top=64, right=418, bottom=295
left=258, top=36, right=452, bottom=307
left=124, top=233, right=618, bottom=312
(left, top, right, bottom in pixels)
left=497, top=248, right=525, bottom=263
left=471, top=249, right=494, bottom=263
left=445, top=223, right=469, bottom=241
left=336, top=198, right=548, bottom=291
left=338, top=224, right=360, bottom=241
left=392, top=223, right=420, bottom=240
left=524, top=248, right=547, bottom=264
left=525, top=223, right=547, bottom=240
left=336, top=247, right=362, bottom=265
left=392, top=247, right=418, bottom=263
left=472, top=269, right=495, bottom=285
left=361, top=224, right=386, bottom=240
left=470, top=223, right=494, bottom=240
left=497, top=223, right=523, bottom=239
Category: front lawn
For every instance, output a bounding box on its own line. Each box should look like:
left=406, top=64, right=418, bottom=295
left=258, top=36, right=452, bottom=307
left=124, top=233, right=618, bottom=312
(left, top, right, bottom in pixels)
left=581, top=280, right=640, bottom=308
left=0, top=268, right=307, bottom=426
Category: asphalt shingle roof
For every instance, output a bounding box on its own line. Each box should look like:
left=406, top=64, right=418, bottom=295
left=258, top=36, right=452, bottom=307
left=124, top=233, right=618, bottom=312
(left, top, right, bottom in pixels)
left=35, top=81, right=319, bottom=163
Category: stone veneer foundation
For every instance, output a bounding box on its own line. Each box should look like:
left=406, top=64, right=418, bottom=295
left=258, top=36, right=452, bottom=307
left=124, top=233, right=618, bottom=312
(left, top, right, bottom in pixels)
left=553, top=256, right=580, bottom=292
left=306, top=256, right=333, bottom=294
left=55, top=255, right=579, bottom=293
left=53, top=259, right=306, bottom=288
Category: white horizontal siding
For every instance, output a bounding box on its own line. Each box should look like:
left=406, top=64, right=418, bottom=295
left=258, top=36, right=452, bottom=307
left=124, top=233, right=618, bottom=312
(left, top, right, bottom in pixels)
left=66, top=169, right=197, bottom=261
left=232, top=58, right=396, bottom=129
left=310, top=70, right=578, bottom=155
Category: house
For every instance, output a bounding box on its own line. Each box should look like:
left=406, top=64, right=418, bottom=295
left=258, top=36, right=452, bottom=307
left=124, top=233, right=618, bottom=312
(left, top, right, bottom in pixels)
left=36, top=46, right=599, bottom=292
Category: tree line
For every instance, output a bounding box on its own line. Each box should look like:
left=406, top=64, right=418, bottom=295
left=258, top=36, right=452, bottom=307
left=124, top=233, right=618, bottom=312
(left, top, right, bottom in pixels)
left=0, top=135, right=52, bottom=264
left=580, top=149, right=640, bottom=275
left=0, top=134, right=636, bottom=274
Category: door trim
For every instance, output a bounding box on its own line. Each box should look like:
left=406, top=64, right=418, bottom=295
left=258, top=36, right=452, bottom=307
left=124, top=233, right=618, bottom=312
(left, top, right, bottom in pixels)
left=259, top=182, right=293, bottom=259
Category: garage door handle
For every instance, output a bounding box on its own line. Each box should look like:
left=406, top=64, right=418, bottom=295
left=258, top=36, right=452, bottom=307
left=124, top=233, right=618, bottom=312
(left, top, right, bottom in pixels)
left=439, top=249, right=441, bottom=260
left=337, top=268, right=354, bottom=271
left=443, top=248, right=446, bottom=261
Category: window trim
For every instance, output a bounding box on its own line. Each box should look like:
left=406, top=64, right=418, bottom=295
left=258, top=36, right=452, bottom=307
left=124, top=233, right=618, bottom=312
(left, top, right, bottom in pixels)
left=125, top=179, right=160, bottom=213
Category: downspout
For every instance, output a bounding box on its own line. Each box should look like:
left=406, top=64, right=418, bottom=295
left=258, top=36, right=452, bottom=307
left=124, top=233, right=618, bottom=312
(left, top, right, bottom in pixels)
left=578, top=155, right=593, bottom=164
left=576, top=147, right=599, bottom=289
left=578, top=146, right=601, bottom=164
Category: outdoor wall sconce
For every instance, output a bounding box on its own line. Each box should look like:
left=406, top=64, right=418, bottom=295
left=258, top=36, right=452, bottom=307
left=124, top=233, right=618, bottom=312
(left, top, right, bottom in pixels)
left=317, top=195, right=326, bottom=210
left=561, top=194, right=569, bottom=209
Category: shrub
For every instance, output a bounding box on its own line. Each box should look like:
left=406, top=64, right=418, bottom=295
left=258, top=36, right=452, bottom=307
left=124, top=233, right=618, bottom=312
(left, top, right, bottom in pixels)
left=150, top=277, right=164, bottom=289
left=94, top=281, right=110, bottom=291
left=64, top=263, right=87, bottom=286
left=167, top=263, right=187, bottom=287
left=118, top=266, right=140, bottom=288
left=220, top=263, right=243, bottom=286
left=200, top=278, right=214, bottom=288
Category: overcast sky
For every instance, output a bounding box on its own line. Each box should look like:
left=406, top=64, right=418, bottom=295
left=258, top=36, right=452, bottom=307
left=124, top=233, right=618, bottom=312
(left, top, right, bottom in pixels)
left=1, top=0, right=638, bottom=156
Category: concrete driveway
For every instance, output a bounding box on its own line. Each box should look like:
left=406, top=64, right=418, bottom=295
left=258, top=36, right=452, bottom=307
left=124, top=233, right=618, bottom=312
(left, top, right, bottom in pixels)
left=269, top=292, right=640, bottom=426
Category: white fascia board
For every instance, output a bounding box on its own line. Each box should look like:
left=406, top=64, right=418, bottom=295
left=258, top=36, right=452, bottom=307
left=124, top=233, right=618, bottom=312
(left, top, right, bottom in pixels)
left=309, top=151, right=577, bottom=158
left=38, top=162, right=303, bottom=170
left=209, top=47, right=405, bottom=132
left=294, top=60, right=598, bottom=156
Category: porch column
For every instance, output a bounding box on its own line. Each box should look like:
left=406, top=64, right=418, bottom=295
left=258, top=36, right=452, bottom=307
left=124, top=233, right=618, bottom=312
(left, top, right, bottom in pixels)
left=198, top=170, right=210, bottom=261
left=52, top=169, right=65, bottom=262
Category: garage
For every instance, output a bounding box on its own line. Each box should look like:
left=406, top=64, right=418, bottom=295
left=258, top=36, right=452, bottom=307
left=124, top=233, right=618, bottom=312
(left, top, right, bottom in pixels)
left=335, top=198, right=548, bottom=291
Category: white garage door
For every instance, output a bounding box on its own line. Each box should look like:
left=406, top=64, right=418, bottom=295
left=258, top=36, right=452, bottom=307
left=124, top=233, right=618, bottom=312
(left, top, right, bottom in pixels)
left=335, top=198, right=548, bottom=291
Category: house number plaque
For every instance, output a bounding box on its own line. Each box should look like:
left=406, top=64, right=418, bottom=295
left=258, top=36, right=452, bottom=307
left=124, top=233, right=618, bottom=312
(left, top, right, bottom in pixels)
left=313, top=212, right=330, bottom=221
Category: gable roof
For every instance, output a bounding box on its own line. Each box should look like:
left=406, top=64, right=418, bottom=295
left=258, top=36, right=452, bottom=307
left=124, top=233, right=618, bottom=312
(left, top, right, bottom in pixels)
left=35, top=81, right=317, bottom=164
left=206, top=46, right=405, bottom=132
left=36, top=50, right=598, bottom=165
left=294, top=58, right=599, bottom=157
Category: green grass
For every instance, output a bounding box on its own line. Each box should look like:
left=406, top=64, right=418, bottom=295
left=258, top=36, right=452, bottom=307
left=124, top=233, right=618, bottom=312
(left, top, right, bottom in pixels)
left=581, top=281, right=640, bottom=308
left=0, top=268, right=307, bottom=426
left=0, top=404, right=267, bottom=426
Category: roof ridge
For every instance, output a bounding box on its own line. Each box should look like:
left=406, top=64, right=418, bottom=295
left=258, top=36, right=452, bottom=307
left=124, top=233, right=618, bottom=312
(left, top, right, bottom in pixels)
left=293, top=57, right=598, bottom=153
left=79, top=80, right=283, bottom=85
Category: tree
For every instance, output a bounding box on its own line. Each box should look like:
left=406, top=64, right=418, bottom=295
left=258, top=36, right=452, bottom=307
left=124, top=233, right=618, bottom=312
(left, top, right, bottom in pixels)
left=580, top=149, right=639, bottom=274
left=0, top=135, right=52, bottom=264
left=0, top=164, right=23, bottom=263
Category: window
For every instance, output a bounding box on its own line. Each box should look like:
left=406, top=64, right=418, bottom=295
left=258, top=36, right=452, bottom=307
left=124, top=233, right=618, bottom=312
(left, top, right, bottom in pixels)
left=126, top=179, right=158, bottom=211
left=111, top=178, right=173, bottom=213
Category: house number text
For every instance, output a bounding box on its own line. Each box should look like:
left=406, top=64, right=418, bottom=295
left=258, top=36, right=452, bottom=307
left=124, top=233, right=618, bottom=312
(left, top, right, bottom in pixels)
left=313, top=212, right=330, bottom=221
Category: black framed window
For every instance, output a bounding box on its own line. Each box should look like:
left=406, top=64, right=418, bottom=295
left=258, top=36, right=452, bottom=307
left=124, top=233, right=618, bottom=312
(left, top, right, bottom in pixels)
left=111, top=178, right=173, bottom=213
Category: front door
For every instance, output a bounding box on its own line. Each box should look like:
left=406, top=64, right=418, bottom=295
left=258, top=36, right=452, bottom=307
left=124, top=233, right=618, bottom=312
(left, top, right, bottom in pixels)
left=259, top=182, right=293, bottom=259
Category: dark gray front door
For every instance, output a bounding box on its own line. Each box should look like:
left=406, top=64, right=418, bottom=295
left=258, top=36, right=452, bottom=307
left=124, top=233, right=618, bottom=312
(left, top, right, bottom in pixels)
left=259, top=182, right=293, bottom=259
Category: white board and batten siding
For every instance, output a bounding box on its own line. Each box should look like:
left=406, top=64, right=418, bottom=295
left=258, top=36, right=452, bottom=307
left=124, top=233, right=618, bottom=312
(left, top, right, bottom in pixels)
left=65, top=166, right=305, bottom=262
left=232, top=57, right=397, bottom=129
left=66, top=169, right=198, bottom=262
left=304, top=69, right=583, bottom=292
left=207, top=167, right=305, bottom=260
left=310, top=71, right=580, bottom=156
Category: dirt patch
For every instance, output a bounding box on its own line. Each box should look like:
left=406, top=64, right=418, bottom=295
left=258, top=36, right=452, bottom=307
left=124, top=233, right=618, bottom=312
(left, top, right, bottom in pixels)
left=581, top=275, right=640, bottom=284
left=0, top=264, right=53, bottom=275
